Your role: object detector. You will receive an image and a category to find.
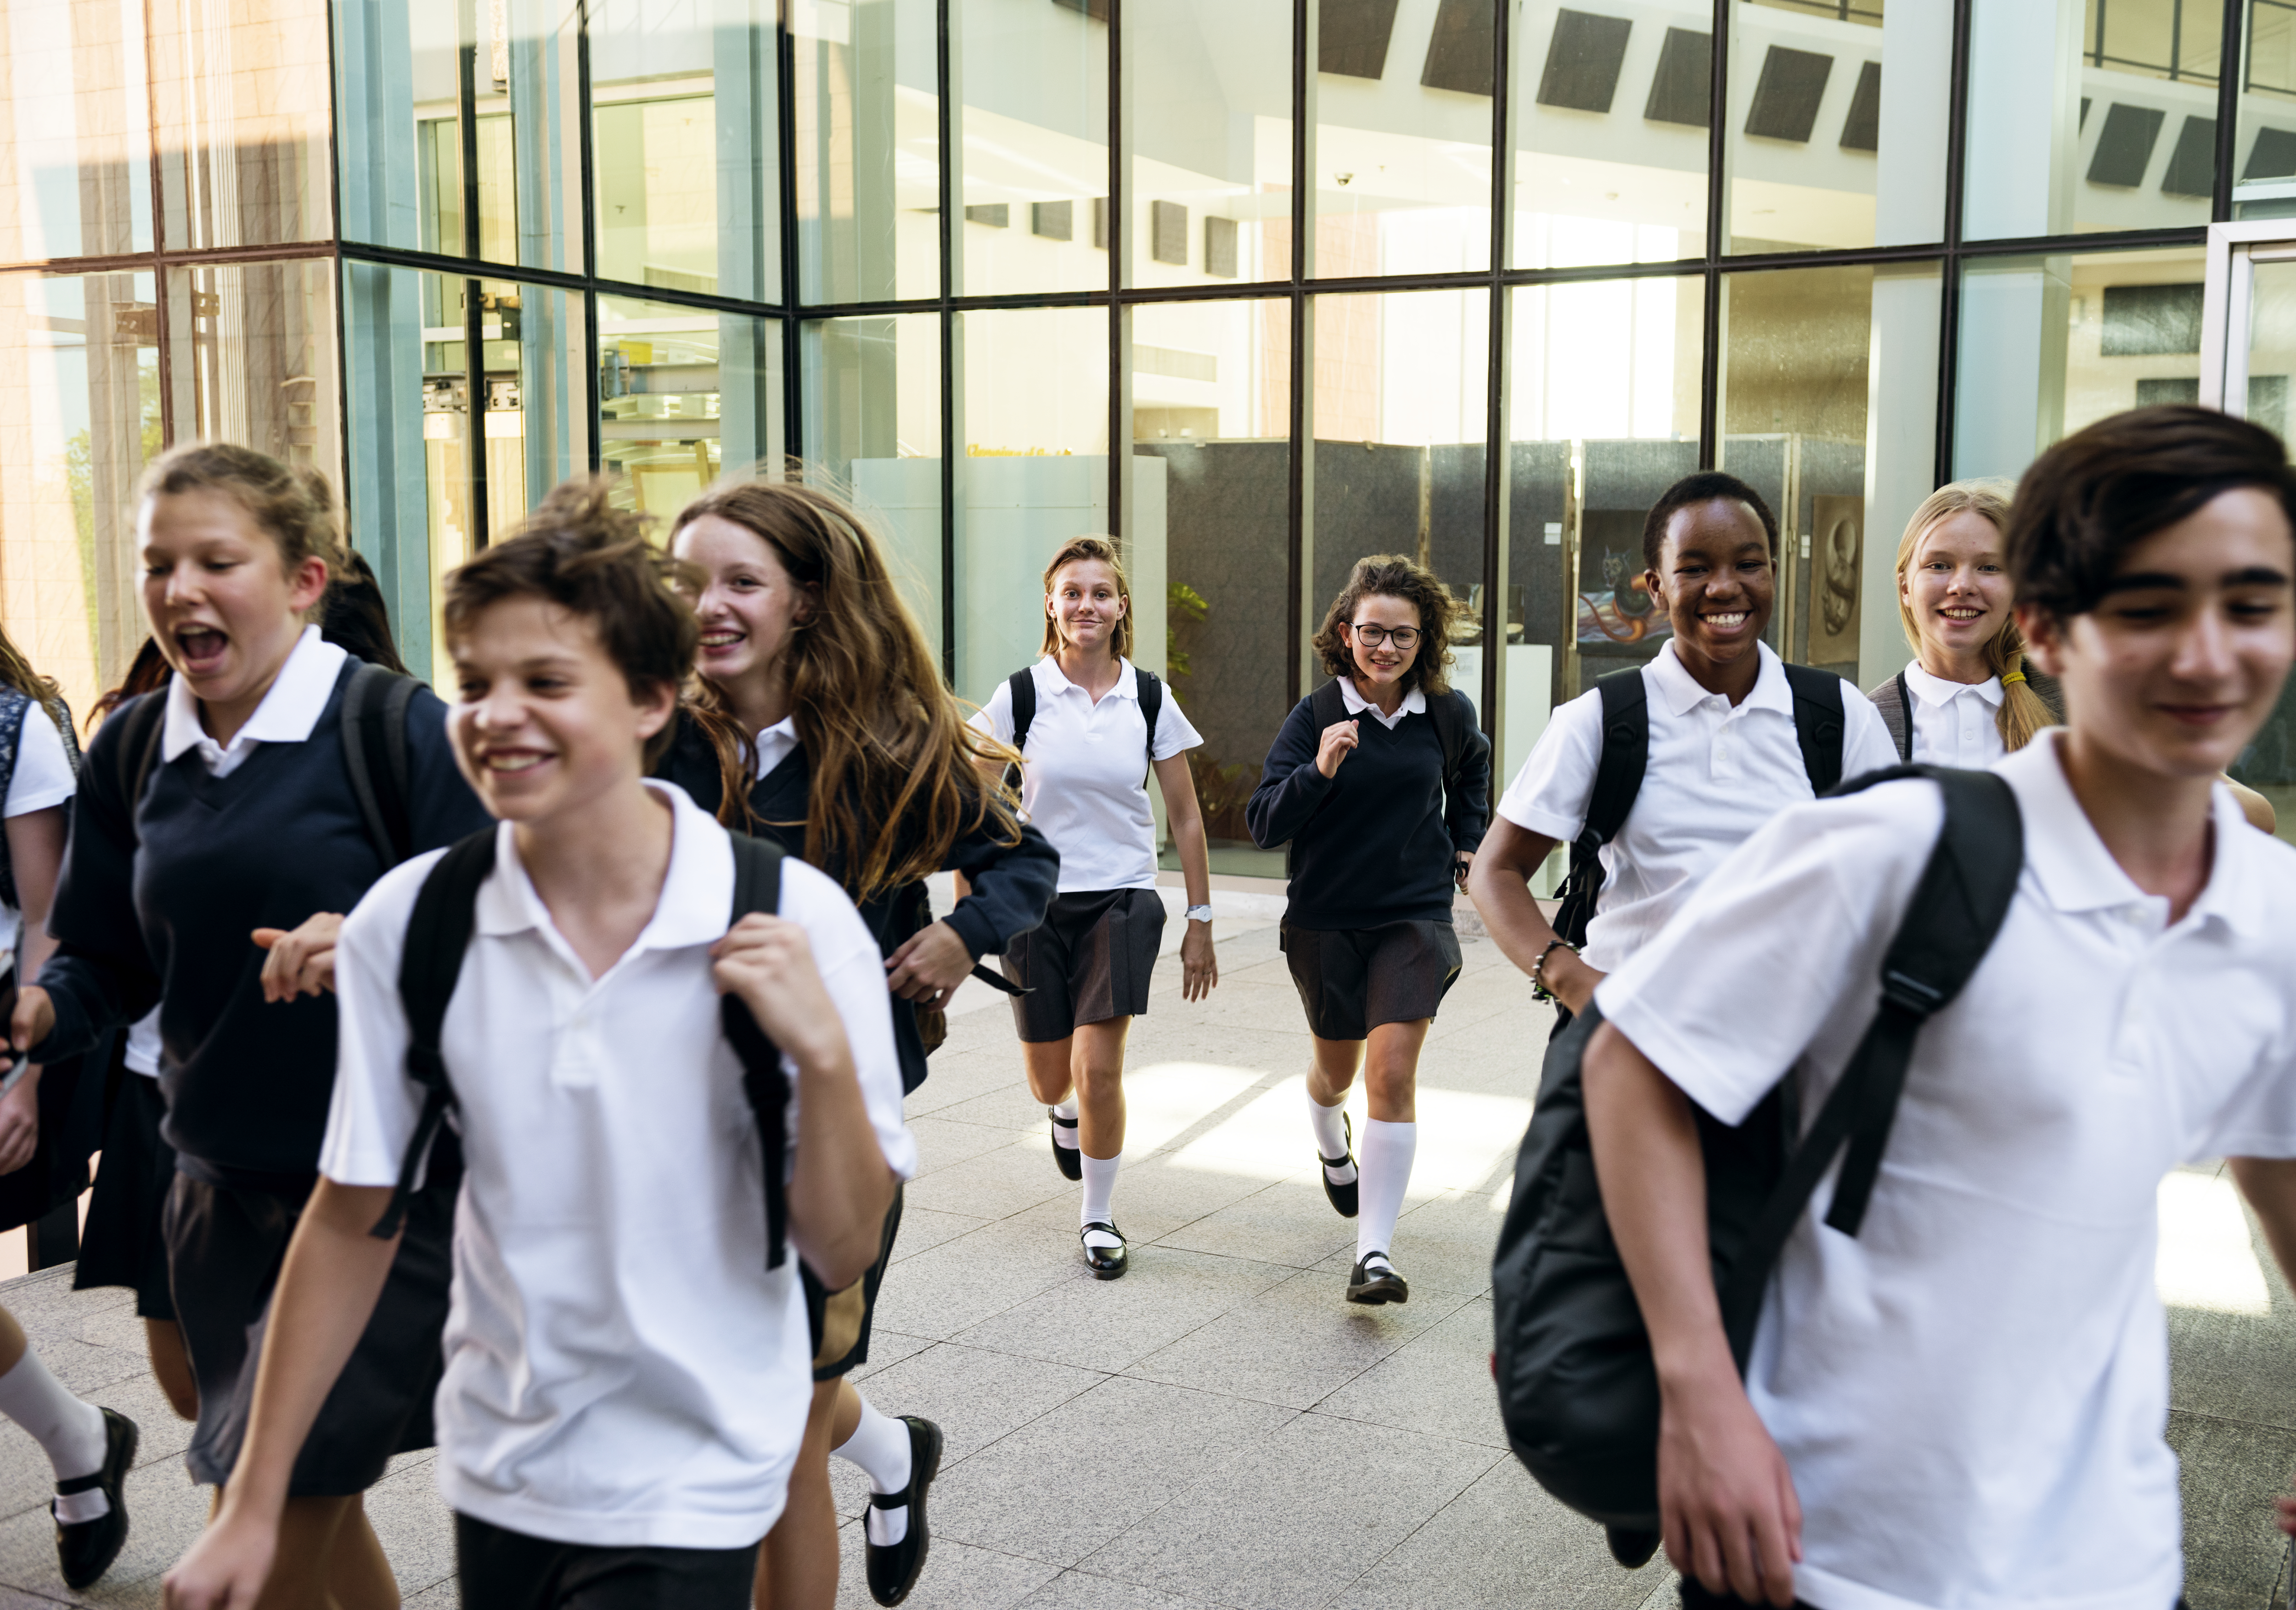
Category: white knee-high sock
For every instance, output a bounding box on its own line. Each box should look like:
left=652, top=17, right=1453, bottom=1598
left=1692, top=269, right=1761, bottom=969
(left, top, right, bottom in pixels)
left=1356, top=1120, right=1417, bottom=1268
left=1081, top=1152, right=1122, bottom=1248
left=833, top=1391, right=913, bottom=1546
left=1051, top=1097, right=1080, bottom=1151
left=0, top=1345, right=108, bottom=1514
left=1307, top=1089, right=1356, bottom=1184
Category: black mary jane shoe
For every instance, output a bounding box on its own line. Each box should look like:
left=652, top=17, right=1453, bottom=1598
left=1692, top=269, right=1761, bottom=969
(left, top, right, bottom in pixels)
left=54, top=1407, right=137, bottom=1590
left=1080, top=1221, right=1128, bottom=1279
left=1605, top=1526, right=1661, bottom=1569
left=1319, top=1111, right=1359, bottom=1218
left=1049, top=1108, right=1082, bottom=1182
left=863, top=1415, right=943, bottom=1607
left=1345, top=1252, right=1408, bottom=1306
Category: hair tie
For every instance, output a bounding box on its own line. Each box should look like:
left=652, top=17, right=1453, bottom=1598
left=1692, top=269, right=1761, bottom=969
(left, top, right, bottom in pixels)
left=2001, top=670, right=2026, bottom=685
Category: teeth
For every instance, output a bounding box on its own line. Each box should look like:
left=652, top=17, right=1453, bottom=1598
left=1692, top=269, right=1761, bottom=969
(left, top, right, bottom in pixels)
left=483, top=753, right=546, bottom=773
left=1706, top=613, right=1747, bottom=627
left=700, top=632, right=742, bottom=646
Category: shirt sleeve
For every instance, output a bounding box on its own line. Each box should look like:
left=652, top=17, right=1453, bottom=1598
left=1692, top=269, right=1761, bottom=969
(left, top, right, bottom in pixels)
left=780, top=859, right=917, bottom=1181
left=1839, top=684, right=1904, bottom=783
left=969, top=679, right=1015, bottom=747
left=1594, top=780, right=1938, bottom=1126
left=1151, top=687, right=1203, bottom=762
left=1496, top=687, right=1604, bottom=841
left=4, top=703, right=75, bottom=818
left=319, top=854, right=439, bottom=1189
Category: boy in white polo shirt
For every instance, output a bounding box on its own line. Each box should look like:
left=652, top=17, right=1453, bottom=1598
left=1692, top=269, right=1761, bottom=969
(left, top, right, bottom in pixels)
left=162, top=479, right=913, bottom=1610
left=1582, top=404, right=2296, bottom=1610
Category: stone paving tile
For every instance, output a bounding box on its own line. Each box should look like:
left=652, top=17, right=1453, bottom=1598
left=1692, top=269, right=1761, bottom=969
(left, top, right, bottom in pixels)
left=1308, top=1189, right=1499, bottom=1303
left=830, top=1528, right=1060, bottom=1610
left=870, top=1219, right=1087, bottom=1341
left=1315, top=1296, right=1505, bottom=1449
left=888, top=1206, right=995, bottom=1265
left=848, top=1327, right=939, bottom=1383
left=903, top=1140, right=1077, bottom=1223
left=910, top=1113, right=1036, bottom=1178
left=832, top=1341, right=1104, bottom=1468
left=956, top=1233, right=1293, bottom=1373
left=1154, top=1182, right=1360, bottom=1274
left=1013, top=1569, right=1231, bottom=1610
left=2170, top=1410, right=2296, bottom=1610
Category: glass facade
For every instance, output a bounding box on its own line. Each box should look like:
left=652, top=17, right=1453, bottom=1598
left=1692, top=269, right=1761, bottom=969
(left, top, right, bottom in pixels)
left=0, top=0, right=2281, bottom=797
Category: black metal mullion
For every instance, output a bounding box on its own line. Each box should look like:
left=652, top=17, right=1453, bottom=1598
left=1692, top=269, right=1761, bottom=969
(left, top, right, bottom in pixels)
left=777, top=11, right=802, bottom=465
left=2215, top=0, right=2245, bottom=222
left=143, top=0, right=174, bottom=443
left=577, top=3, right=599, bottom=473
left=1108, top=0, right=1123, bottom=547
left=1936, top=0, right=1974, bottom=488
left=938, top=0, right=957, bottom=684
left=1698, top=0, right=1728, bottom=469
left=583, top=287, right=600, bottom=474
left=458, top=0, right=489, bottom=547
left=1480, top=0, right=1508, bottom=759
left=1286, top=0, right=1308, bottom=708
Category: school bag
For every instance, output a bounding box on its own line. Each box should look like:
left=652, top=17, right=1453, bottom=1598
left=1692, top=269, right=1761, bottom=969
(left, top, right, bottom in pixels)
left=1490, top=763, right=2023, bottom=1536
left=1004, top=662, right=1164, bottom=791
left=1306, top=676, right=1473, bottom=799
left=1550, top=662, right=1847, bottom=949
left=368, top=827, right=799, bottom=1268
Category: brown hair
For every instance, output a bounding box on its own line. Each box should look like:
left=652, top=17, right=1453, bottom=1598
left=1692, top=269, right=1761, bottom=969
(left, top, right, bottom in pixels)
left=442, top=477, right=698, bottom=769
left=1894, top=481, right=2053, bottom=752
left=1039, top=536, right=1134, bottom=661
left=672, top=473, right=1022, bottom=903
left=90, top=638, right=171, bottom=730
left=1311, top=554, right=1462, bottom=696
left=137, top=442, right=344, bottom=616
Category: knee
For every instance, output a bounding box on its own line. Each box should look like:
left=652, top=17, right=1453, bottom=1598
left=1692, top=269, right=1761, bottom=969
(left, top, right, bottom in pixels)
left=1073, top=1061, right=1124, bottom=1100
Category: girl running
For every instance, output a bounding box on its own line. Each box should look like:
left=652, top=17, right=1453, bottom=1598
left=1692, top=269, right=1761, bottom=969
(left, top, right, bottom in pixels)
left=969, top=535, right=1219, bottom=1282
left=656, top=475, right=1058, bottom=1610
left=12, top=442, right=491, bottom=1610
left=1247, top=555, right=1490, bottom=1307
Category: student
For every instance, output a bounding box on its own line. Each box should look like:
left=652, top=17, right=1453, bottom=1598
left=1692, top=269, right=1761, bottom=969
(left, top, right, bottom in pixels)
left=161, top=479, right=913, bottom=1610
left=1581, top=404, right=2296, bottom=1610
left=969, top=535, right=1219, bottom=1281
left=11, top=442, right=492, bottom=1610
left=656, top=475, right=1057, bottom=1610
left=1247, top=554, right=1490, bottom=1306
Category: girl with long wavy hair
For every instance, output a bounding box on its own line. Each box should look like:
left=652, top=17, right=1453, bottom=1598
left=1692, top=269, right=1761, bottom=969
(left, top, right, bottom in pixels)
left=654, top=471, right=1057, bottom=1610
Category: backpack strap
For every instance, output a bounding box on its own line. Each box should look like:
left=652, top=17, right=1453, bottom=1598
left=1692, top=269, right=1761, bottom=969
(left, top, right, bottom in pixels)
left=1713, top=764, right=2022, bottom=1359
left=109, top=691, right=169, bottom=837
left=1310, top=678, right=1348, bottom=735
left=1781, top=663, right=1847, bottom=797
left=371, top=829, right=498, bottom=1240
left=725, top=831, right=793, bottom=1270
left=1002, top=669, right=1038, bottom=795
left=1551, top=668, right=1650, bottom=948
left=340, top=662, right=419, bottom=870
left=1135, top=667, right=1163, bottom=787
left=1869, top=672, right=1913, bottom=765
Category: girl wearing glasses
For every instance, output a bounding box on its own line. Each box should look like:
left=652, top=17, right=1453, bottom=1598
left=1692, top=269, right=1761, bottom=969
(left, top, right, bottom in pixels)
left=1246, top=555, right=1491, bottom=1306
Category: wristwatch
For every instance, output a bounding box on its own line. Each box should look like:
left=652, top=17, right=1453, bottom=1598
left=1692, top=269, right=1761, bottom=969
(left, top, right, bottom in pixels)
left=1184, top=904, right=1215, bottom=924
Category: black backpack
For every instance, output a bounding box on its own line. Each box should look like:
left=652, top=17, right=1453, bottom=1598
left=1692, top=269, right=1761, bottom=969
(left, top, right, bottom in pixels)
left=1552, top=662, right=1847, bottom=949
left=367, top=828, right=799, bottom=1269
left=1005, top=663, right=1164, bottom=791
left=1491, top=764, right=2023, bottom=1533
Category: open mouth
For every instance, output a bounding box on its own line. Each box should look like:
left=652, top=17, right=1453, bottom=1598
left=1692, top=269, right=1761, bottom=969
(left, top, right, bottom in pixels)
left=173, top=626, right=229, bottom=673
left=477, top=749, right=553, bottom=775
left=1937, top=607, right=1986, bottom=623
left=698, top=629, right=745, bottom=652
left=1701, top=611, right=1750, bottom=631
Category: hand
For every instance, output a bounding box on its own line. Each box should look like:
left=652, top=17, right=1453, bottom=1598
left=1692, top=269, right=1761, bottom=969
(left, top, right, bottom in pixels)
left=1657, top=1371, right=1803, bottom=1607
left=10, top=985, right=52, bottom=1061
left=1314, top=719, right=1359, bottom=780
left=1453, top=851, right=1474, bottom=892
left=163, top=1502, right=280, bottom=1610
left=253, top=914, right=344, bottom=1003
left=884, top=920, right=972, bottom=1007
left=713, top=914, right=848, bottom=1070
left=1179, top=918, right=1218, bottom=1002
left=1547, top=949, right=1606, bottom=1018
left=0, top=1068, right=37, bottom=1175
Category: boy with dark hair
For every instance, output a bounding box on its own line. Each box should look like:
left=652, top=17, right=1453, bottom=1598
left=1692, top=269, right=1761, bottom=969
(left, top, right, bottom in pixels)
left=1581, top=405, right=2296, bottom=1610
left=163, top=481, right=912, bottom=1610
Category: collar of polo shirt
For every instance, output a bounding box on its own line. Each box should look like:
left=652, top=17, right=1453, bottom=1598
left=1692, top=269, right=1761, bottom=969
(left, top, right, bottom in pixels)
left=161, top=623, right=349, bottom=763
left=1038, top=655, right=1139, bottom=702
left=475, top=780, right=740, bottom=956
left=1903, top=662, right=2004, bottom=709
left=1645, top=637, right=1792, bottom=719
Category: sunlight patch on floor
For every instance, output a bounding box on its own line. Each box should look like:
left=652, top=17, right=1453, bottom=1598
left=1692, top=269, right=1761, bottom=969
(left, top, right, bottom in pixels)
left=1166, top=1075, right=1529, bottom=1200
left=2158, top=1170, right=2273, bottom=1316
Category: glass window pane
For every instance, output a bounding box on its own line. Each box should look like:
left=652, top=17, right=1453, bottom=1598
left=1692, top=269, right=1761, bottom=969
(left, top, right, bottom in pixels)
left=0, top=269, right=160, bottom=724
left=1966, top=0, right=2217, bottom=239
left=1129, top=297, right=1291, bottom=872
left=2237, top=1, right=2296, bottom=217
left=152, top=0, right=332, bottom=249
left=803, top=314, right=942, bottom=662
left=1723, top=261, right=1942, bottom=688
left=954, top=0, right=1109, bottom=297
left=1311, top=1, right=1493, bottom=276
left=589, top=1, right=780, bottom=303
left=335, top=0, right=583, bottom=272
left=953, top=306, right=1110, bottom=704
left=1512, top=1, right=1706, bottom=268
left=1124, top=3, right=1290, bottom=290
left=1728, top=0, right=1949, bottom=253
left=0, top=1, right=153, bottom=263
left=793, top=0, right=939, bottom=305
left=165, top=258, right=342, bottom=490
left=600, top=294, right=783, bottom=518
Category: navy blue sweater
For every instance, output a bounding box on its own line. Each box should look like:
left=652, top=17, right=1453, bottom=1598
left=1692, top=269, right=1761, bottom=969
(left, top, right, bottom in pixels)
left=656, top=712, right=1058, bottom=1093
left=1246, top=685, right=1491, bottom=930
left=37, top=666, right=491, bottom=1189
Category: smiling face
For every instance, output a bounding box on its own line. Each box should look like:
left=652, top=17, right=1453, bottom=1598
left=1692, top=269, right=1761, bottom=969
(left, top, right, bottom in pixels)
left=1648, top=498, right=1776, bottom=676
left=672, top=512, right=810, bottom=699
left=1344, top=592, right=1423, bottom=695
left=1904, top=508, right=2011, bottom=675
left=447, top=594, right=677, bottom=828
left=2020, top=487, right=2296, bottom=782
left=1047, top=559, right=1127, bottom=658
left=139, top=488, right=329, bottom=727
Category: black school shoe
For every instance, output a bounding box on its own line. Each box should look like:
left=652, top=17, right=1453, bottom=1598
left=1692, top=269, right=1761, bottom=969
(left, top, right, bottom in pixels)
left=1080, top=1221, right=1128, bottom=1279
left=1049, top=1108, right=1082, bottom=1181
left=864, top=1416, right=944, bottom=1607
left=1345, top=1252, right=1408, bottom=1305
left=1319, top=1112, right=1359, bottom=1218
left=54, top=1407, right=137, bottom=1589
left=1606, top=1526, right=1661, bottom=1569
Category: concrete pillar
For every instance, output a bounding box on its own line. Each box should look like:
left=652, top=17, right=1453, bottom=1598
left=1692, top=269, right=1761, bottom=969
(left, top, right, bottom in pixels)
left=1962, top=0, right=2082, bottom=241
left=1859, top=264, right=1941, bottom=687
left=1952, top=255, right=2072, bottom=481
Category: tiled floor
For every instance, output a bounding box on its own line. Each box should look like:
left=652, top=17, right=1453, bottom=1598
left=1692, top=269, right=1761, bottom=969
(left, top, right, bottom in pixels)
left=0, top=903, right=2290, bottom=1608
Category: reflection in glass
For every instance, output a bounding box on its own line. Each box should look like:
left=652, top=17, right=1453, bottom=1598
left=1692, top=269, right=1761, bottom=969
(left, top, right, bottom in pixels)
left=792, top=0, right=938, bottom=304
left=2238, top=1, right=2296, bottom=217
left=599, top=294, right=783, bottom=519
left=803, top=314, right=941, bottom=661
left=0, top=0, right=153, bottom=263
left=153, top=0, right=332, bottom=249
left=0, top=271, right=161, bottom=722
left=165, top=259, right=342, bottom=489
left=955, top=0, right=1109, bottom=297
left=1123, top=2, right=1289, bottom=290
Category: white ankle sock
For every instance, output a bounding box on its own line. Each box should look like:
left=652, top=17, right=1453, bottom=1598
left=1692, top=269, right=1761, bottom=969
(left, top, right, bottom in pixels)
left=834, top=1394, right=914, bottom=1546
left=1081, top=1152, right=1122, bottom=1247
left=1051, top=1099, right=1080, bottom=1150
left=0, top=1347, right=108, bottom=1516
left=1308, top=1091, right=1356, bottom=1184
left=1356, top=1120, right=1417, bottom=1267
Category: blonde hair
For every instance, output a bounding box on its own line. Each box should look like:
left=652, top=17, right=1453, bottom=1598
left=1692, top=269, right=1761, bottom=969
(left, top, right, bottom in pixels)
left=1895, top=480, right=2053, bottom=751
left=1040, top=537, right=1133, bottom=661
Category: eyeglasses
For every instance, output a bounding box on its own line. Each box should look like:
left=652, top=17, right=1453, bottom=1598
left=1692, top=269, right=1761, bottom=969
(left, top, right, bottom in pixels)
left=1348, top=623, right=1421, bottom=649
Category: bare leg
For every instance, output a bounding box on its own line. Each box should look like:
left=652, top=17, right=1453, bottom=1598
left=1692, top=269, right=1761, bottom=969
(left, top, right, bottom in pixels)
left=210, top=1489, right=371, bottom=1610
left=1360, top=1020, right=1429, bottom=1123
left=1022, top=1038, right=1075, bottom=1109
left=1069, top=1020, right=1132, bottom=1159
left=144, top=1318, right=198, bottom=1421
left=326, top=1496, right=400, bottom=1610
left=753, top=1377, right=844, bottom=1610
left=1306, top=1035, right=1364, bottom=1112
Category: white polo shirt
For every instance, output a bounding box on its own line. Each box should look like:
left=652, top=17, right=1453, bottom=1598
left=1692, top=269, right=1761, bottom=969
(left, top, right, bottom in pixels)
left=0, top=699, right=77, bottom=968
left=970, top=656, right=1202, bottom=893
left=320, top=780, right=915, bottom=1550
left=1496, top=641, right=1899, bottom=972
left=1596, top=733, right=2296, bottom=1610
left=163, top=624, right=348, bottom=778
left=1901, top=662, right=2007, bottom=768
left=1339, top=676, right=1426, bottom=731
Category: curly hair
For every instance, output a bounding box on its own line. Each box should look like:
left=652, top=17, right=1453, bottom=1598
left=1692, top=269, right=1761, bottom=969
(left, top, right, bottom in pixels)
left=1311, top=555, right=1462, bottom=696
